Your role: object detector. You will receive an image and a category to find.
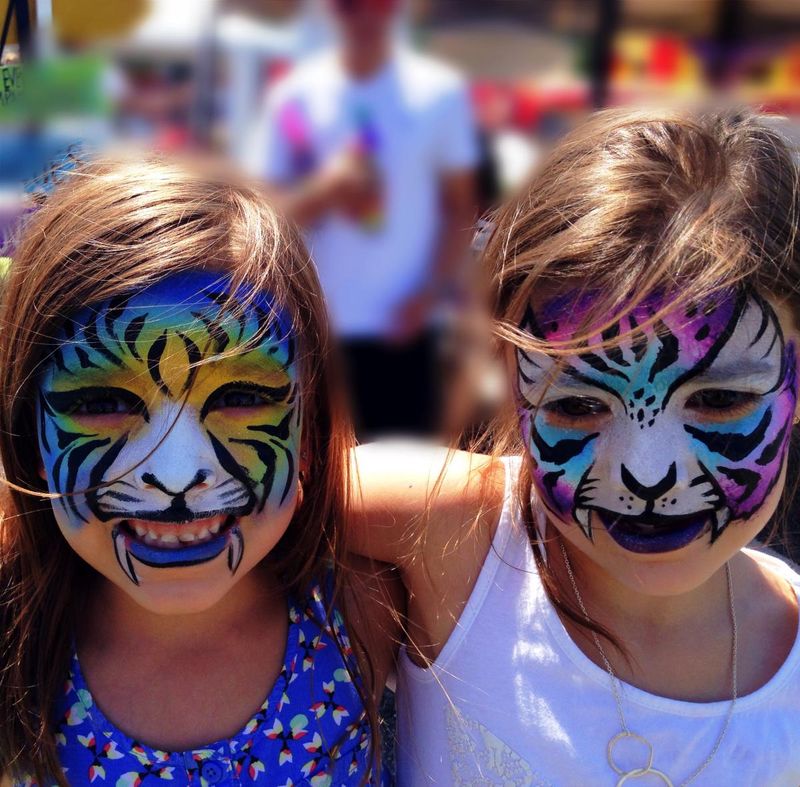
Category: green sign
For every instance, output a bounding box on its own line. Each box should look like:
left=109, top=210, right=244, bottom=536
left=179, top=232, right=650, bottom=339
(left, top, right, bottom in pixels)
left=0, top=64, right=23, bottom=109
left=0, top=55, right=110, bottom=122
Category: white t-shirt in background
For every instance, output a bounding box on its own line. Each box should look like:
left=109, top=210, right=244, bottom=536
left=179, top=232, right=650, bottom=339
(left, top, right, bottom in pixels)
left=396, top=458, right=800, bottom=786
left=250, top=47, right=479, bottom=338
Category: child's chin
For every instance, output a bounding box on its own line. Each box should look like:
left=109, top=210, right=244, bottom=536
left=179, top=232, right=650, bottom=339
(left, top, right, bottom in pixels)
left=116, top=565, right=244, bottom=615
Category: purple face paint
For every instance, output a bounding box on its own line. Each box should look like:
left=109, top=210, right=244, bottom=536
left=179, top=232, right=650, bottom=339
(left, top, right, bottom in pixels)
left=517, top=291, right=797, bottom=554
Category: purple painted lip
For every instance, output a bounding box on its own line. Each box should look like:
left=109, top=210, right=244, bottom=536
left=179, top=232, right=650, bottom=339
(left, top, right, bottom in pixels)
left=594, top=509, right=710, bottom=553
left=111, top=515, right=245, bottom=585
left=125, top=528, right=229, bottom=567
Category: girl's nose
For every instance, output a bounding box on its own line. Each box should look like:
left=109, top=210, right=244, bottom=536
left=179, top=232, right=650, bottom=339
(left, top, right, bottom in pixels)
left=138, top=468, right=216, bottom=496
left=132, top=406, right=219, bottom=493
left=620, top=462, right=677, bottom=502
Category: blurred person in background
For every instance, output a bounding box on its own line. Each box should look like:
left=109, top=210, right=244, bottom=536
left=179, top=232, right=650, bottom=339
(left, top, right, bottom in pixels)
left=249, top=0, right=478, bottom=440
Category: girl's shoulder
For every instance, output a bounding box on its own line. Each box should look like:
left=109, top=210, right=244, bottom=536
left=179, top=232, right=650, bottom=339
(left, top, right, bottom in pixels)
left=738, top=545, right=800, bottom=698
left=745, top=545, right=800, bottom=586
left=349, top=442, right=506, bottom=567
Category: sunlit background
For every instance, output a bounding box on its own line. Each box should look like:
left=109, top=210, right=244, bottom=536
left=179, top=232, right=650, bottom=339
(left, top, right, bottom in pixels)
left=2, top=0, right=800, bottom=537
left=3, top=1, right=800, bottom=206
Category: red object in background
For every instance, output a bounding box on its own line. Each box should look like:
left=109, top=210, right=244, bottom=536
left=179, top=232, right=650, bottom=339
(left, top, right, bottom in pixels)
left=265, top=58, right=292, bottom=88
left=470, top=79, right=588, bottom=133
left=789, top=45, right=800, bottom=84
left=154, top=125, right=191, bottom=152
left=512, top=86, right=540, bottom=129
left=650, top=37, right=681, bottom=82
left=471, top=81, right=515, bottom=130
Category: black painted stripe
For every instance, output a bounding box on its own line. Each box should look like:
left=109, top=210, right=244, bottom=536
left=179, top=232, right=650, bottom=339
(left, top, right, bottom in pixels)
left=229, top=436, right=277, bottom=512
left=124, top=313, right=148, bottom=361
left=64, top=437, right=111, bottom=523
left=83, top=318, right=125, bottom=368
left=177, top=331, right=202, bottom=393
left=147, top=331, right=170, bottom=397
left=530, top=421, right=599, bottom=464
left=191, top=310, right=230, bottom=354
left=684, top=407, right=772, bottom=462
left=718, top=465, right=760, bottom=503
left=755, top=421, right=789, bottom=466
left=647, top=321, right=679, bottom=383
left=246, top=409, right=294, bottom=441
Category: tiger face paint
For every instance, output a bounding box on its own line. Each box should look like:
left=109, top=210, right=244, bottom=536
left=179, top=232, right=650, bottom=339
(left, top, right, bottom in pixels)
left=517, top=291, right=797, bottom=554
left=37, top=271, right=300, bottom=586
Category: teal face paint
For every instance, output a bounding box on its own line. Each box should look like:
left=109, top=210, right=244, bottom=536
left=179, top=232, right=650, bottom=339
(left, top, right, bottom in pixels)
left=518, top=291, right=797, bottom=554
left=37, top=271, right=301, bottom=584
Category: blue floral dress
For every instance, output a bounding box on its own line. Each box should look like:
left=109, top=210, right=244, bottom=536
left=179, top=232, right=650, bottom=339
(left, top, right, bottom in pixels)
left=17, top=582, right=379, bottom=786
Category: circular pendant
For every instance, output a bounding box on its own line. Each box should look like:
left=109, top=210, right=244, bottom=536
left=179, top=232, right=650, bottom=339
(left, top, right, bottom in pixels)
left=616, top=767, right=673, bottom=786
left=608, top=732, right=673, bottom=786
left=607, top=732, right=653, bottom=774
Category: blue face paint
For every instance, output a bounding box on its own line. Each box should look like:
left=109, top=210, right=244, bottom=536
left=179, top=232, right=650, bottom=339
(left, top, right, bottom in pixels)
left=38, top=271, right=300, bottom=584
left=518, top=291, right=797, bottom=554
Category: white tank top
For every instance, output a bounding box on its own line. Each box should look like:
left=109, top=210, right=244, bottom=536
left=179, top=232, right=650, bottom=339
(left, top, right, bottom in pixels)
left=395, top=458, right=800, bottom=786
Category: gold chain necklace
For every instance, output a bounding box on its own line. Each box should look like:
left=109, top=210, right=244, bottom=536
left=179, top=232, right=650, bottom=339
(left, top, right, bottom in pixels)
left=559, top=541, right=738, bottom=786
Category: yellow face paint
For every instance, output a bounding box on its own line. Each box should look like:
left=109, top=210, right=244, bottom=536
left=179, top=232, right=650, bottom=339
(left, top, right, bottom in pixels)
left=38, top=271, right=300, bottom=584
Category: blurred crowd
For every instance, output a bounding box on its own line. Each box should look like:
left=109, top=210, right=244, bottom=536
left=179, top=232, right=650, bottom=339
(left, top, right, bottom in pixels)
left=2, top=0, right=800, bottom=538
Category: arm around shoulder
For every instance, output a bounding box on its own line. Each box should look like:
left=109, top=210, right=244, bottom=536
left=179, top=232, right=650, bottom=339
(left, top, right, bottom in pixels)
left=347, top=442, right=505, bottom=568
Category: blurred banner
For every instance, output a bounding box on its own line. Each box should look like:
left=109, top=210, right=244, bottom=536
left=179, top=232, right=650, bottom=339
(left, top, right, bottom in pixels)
left=0, top=0, right=148, bottom=43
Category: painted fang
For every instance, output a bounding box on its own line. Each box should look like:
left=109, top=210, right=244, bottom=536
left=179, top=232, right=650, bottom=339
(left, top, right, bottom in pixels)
left=37, top=272, right=301, bottom=584
left=517, top=292, right=797, bottom=554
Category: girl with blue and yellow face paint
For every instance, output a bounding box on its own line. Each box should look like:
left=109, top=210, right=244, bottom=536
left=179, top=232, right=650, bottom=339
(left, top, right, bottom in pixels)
left=39, top=272, right=299, bottom=588
left=0, top=158, right=397, bottom=786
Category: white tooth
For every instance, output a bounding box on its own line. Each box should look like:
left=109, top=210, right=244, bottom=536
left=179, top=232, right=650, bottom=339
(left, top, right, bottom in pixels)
left=197, top=527, right=210, bottom=540
left=160, top=533, right=179, bottom=544
left=146, top=530, right=159, bottom=542
left=574, top=507, right=592, bottom=540
left=209, top=522, right=221, bottom=534
left=134, top=525, right=147, bottom=537
left=179, top=531, right=196, bottom=543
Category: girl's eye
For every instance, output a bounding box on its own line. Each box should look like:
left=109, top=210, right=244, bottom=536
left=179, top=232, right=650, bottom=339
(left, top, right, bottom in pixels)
left=685, top=389, right=759, bottom=413
left=201, top=382, right=291, bottom=419
left=544, top=396, right=610, bottom=418
left=45, top=387, right=147, bottom=419
left=75, top=396, right=129, bottom=416
left=210, top=390, right=264, bottom=410
left=205, top=385, right=283, bottom=413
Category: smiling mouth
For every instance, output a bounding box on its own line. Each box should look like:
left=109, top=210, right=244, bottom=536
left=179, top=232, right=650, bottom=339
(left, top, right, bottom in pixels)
left=112, top=514, right=243, bottom=585
left=589, top=508, right=728, bottom=553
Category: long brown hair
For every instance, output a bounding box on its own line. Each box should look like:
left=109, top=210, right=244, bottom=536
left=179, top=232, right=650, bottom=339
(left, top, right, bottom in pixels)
left=482, top=107, right=800, bottom=645
left=0, top=156, right=379, bottom=784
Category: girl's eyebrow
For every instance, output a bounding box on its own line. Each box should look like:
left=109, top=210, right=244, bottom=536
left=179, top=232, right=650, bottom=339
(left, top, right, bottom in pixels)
left=692, top=360, right=779, bottom=384
left=548, top=375, right=606, bottom=390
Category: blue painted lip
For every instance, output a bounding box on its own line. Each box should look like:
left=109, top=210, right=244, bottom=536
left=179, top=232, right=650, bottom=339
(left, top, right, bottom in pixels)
left=126, top=532, right=228, bottom=567
left=595, top=510, right=710, bottom=554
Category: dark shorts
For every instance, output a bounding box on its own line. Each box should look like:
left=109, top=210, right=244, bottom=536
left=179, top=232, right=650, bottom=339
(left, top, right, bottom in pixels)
left=341, top=330, right=442, bottom=441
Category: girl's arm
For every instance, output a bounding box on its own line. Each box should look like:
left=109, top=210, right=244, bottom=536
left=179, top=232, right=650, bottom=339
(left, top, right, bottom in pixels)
left=348, top=443, right=507, bottom=663
left=348, top=442, right=504, bottom=568
left=343, top=553, right=406, bottom=698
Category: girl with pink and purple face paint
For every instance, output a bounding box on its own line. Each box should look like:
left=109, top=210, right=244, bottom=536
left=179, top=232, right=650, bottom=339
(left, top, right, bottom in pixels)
left=351, top=109, right=800, bottom=784
left=517, top=289, right=797, bottom=555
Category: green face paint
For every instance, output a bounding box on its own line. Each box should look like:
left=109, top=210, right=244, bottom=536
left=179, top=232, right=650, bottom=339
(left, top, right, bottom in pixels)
left=37, top=271, right=301, bottom=584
